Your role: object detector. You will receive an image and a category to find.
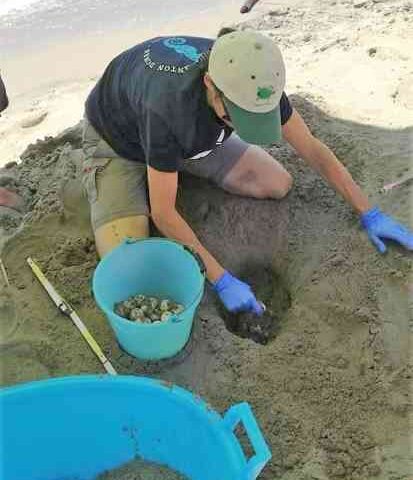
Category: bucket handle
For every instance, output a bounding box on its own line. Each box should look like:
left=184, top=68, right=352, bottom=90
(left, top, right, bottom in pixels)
left=169, top=244, right=206, bottom=323
left=182, top=244, right=206, bottom=275
left=223, top=402, right=271, bottom=479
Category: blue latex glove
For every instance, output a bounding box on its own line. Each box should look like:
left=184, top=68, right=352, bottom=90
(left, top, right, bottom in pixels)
left=213, top=271, right=264, bottom=315
left=361, top=206, right=413, bottom=253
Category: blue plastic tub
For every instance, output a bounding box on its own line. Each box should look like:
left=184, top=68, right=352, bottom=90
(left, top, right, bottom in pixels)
left=0, top=375, right=271, bottom=480
left=92, top=238, right=206, bottom=360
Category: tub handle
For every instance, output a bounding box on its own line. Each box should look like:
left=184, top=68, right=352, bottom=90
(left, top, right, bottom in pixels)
left=223, top=402, right=271, bottom=479
left=182, top=244, right=206, bottom=275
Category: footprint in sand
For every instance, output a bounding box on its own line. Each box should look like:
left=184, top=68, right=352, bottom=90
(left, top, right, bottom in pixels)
left=20, top=111, right=48, bottom=129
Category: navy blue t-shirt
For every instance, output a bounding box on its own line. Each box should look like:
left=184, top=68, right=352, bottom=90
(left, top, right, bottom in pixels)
left=85, top=36, right=293, bottom=172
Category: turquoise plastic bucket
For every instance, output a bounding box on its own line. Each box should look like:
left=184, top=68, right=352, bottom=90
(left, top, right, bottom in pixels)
left=0, top=375, right=272, bottom=480
left=92, top=238, right=205, bottom=360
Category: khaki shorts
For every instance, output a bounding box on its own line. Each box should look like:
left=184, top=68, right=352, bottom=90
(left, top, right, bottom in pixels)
left=81, top=119, right=249, bottom=231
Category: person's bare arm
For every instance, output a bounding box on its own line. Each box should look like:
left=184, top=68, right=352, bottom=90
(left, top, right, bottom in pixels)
left=147, top=165, right=225, bottom=283
left=282, top=109, right=370, bottom=214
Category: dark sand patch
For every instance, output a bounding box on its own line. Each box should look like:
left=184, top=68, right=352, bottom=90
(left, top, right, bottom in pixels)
left=97, top=459, right=188, bottom=480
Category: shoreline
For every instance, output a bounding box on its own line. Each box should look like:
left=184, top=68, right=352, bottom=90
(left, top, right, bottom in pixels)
left=1, top=0, right=412, bottom=170
left=0, top=0, right=248, bottom=55
left=1, top=1, right=262, bottom=97
left=0, top=2, right=264, bottom=168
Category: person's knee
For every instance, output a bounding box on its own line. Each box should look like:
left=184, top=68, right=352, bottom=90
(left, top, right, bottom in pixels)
left=255, top=172, right=293, bottom=199
left=273, top=171, right=293, bottom=199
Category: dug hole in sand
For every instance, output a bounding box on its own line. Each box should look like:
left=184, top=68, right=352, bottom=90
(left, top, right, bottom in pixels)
left=1, top=3, right=412, bottom=480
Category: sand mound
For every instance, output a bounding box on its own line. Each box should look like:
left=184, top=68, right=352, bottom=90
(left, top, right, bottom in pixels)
left=1, top=92, right=411, bottom=478
left=97, top=459, right=188, bottom=480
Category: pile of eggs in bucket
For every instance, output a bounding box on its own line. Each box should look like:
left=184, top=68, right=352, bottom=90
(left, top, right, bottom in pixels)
left=115, top=294, right=184, bottom=324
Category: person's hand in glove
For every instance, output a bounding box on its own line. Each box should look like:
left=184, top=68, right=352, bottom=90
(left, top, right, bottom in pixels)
left=213, top=271, right=264, bottom=315
left=361, top=206, right=413, bottom=253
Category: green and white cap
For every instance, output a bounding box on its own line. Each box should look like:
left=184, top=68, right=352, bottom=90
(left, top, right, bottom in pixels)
left=209, top=30, right=286, bottom=145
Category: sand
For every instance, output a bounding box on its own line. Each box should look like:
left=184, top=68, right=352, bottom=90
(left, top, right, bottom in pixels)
left=1, top=1, right=412, bottom=479
left=96, top=459, right=188, bottom=480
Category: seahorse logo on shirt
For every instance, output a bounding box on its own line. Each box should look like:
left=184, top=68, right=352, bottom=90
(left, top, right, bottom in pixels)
left=163, top=37, right=202, bottom=62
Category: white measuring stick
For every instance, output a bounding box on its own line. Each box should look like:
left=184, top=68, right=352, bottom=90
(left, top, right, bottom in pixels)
left=0, top=257, right=10, bottom=286
left=27, top=257, right=117, bottom=375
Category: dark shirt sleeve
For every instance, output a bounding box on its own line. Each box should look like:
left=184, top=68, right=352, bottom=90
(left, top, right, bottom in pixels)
left=279, top=92, right=293, bottom=125
left=139, top=110, right=183, bottom=172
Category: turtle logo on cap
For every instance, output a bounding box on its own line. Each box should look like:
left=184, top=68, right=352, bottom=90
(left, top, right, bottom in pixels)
left=257, top=86, right=275, bottom=100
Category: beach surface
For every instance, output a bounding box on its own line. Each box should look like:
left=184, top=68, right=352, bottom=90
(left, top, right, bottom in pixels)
left=1, top=1, right=412, bottom=479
